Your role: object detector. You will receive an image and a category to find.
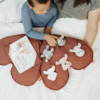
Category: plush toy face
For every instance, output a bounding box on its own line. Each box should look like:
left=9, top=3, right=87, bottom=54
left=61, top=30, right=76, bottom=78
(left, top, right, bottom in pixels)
left=41, top=45, right=54, bottom=62
left=58, top=39, right=66, bottom=46
left=73, top=46, right=81, bottom=52
left=43, top=66, right=57, bottom=81
left=55, top=54, right=72, bottom=70
left=45, top=51, right=53, bottom=58
left=70, top=43, right=85, bottom=57
left=62, top=61, right=72, bottom=70
left=57, top=35, right=66, bottom=46
left=47, top=72, right=57, bottom=81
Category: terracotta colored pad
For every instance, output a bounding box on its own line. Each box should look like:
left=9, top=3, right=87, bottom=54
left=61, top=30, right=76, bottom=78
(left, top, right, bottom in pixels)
left=0, top=34, right=27, bottom=65
left=40, top=60, right=69, bottom=90
left=40, top=35, right=93, bottom=71
left=64, top=37, right=93, bottom=70
left=1, top=34, right=42, bottom=86
left=11, top=56, right=41, bottom=86
left=40, top=40, right=69, bottom=64
left=40, top=40, right=69, bottom=90
left=0, top=40, right=11, bottom=65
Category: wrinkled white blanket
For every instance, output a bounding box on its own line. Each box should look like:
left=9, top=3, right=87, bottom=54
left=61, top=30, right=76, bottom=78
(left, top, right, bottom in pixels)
left=51, top=18, right=100, bottom=51
left=0, top=18, right=100, bottom=100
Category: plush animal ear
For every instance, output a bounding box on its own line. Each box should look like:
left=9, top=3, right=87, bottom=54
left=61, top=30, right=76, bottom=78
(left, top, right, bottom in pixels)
left=55, top=61, right=60, bottom=65
left=41, top=54, right=44, bottom=58
left=45, top=59, right=48, bottom=62
left=46, top=45, right=49, bottom=50
left=51, top=48, right=54, bottom=52
left=52, top=66, right=55, bottom=72
left=60, top=35, right=64, bottom=39
left=43, top=66, right=55, bottom=75
left=78, top=43, right=81, bottom=48
left=70, top=49, right=74, bottom=52
left=58, top=35, right=64, bottom=42
left=43, top=71, right=48, bottom=75
left=65, top=54, right=68, bottom=59
left=43, top=45, right=49, bottom=53
left=57, top=38, right=61, bottom=44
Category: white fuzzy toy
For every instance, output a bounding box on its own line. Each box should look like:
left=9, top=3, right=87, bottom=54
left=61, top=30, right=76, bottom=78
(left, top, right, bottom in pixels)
left=43, top=66, right=57, bottom=81
left=56, top=54, right=72, bottom=71
left=57, top=35, right=66, bottom=46
left=70, top=43, right=85, bottom=57
left=41, top=45, right=54, bottom=62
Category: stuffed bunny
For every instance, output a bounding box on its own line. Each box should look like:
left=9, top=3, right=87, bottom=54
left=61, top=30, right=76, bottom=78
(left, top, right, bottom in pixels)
left=55, top=54, right=72, bottom=71
left=57, top=35, right=66, bottom=46
left=43, top=66, right=57, bottom=81
left=41, top=45, right=54, bottom=62
left=70, top=43, right=85, bottom=57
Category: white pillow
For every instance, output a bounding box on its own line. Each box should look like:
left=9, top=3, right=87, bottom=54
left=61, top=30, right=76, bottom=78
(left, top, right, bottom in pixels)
left=0, top=0, right=26, bottom=23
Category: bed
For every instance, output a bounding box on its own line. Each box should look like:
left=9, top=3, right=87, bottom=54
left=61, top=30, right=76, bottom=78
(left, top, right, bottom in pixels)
left=0, top=0, right=100, bottom=100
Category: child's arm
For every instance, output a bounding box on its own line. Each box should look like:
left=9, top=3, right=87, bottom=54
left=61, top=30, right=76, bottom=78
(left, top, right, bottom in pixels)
left=44, top=9, right=58, bottom=46
left=46, top=10, right=58, bottom=29
left=44, top=27, right=51, bottom=34
left=21, top=8, right=45, bottom=40
left=44, top=5, right=58, bottom=34
left=44, top=27, right=58, bottom=46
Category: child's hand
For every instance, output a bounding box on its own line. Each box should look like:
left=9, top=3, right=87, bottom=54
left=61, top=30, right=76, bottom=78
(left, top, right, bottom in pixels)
left=45, top=34, right=58, bottom=46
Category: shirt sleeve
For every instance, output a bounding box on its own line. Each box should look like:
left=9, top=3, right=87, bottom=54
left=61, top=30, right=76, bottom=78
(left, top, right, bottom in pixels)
left=47, top=9, right=58, bottom=28
left=90, top=0, right=100, bottom=11
left=21, top=8, right=45, bottom=40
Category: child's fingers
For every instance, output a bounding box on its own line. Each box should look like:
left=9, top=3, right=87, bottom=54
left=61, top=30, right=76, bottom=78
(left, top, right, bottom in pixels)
left=51, top=41, right=56, bottom=46
left=54, top=40, right=57, bottom=44
left=51, top=43, right=56, bottom=46
left=52, top=42, right=56, bottom=46
left=51, top=39, right=57, bottom=45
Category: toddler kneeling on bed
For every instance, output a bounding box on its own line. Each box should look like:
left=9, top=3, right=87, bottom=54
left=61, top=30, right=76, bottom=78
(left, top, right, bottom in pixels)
left=21, top=0, right=58, bottom=46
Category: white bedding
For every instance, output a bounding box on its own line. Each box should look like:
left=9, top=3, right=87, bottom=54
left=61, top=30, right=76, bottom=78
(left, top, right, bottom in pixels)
left=0, top=18, right=100, bottom=100
left=0, top=0, right=26, bottom=23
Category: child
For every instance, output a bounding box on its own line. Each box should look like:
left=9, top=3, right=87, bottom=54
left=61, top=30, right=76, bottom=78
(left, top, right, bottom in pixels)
left=21, top=0, right=58, bottom=46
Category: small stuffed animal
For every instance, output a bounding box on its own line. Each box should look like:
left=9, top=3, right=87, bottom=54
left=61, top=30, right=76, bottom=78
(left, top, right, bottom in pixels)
left=70, top=43, right=85, bottom=57
left=41, top=45, right=54, bottom=62
left=43, top=66, right=57, bottom=81
left=57, top=35, right=66, bottom=46
left=55, top=54, right=72, bottom=71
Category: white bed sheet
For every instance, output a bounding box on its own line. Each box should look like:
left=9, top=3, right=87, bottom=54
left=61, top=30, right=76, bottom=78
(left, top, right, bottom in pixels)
left=0, top=18, right=100, bottom=100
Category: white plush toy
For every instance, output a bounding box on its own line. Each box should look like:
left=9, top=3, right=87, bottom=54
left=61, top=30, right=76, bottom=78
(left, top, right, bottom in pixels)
left=69, top=43, right=85, bottom=57
left=55, top=54, right=72, bottom=71
left=57, top=35, right=66, bottom=46
left=41, top=45, right=54, bottom=62
left=43, top=66, right=57, bottom=81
